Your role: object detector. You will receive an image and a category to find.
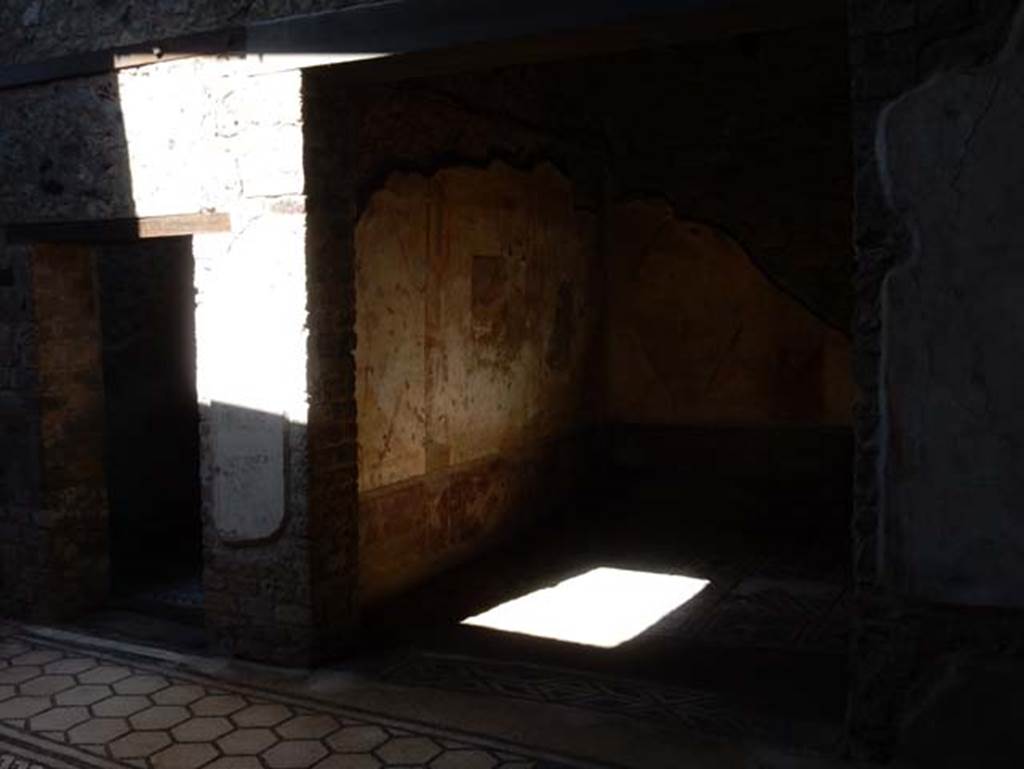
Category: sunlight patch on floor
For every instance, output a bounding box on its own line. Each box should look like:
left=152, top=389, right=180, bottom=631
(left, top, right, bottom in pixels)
left=461, top=567, right=709, bottom=648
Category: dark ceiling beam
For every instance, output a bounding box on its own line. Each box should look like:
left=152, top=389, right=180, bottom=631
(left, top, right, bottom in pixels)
left=0, top=0, right=843, bottom=91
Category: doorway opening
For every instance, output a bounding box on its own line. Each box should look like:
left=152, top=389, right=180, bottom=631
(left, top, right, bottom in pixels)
left=306, top=10, right=855, bottom=748
left=95, top=237, right=203, bottom=623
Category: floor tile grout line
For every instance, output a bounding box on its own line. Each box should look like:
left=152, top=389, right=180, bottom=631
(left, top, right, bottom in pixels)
left=4, top=628, right=610, bottom=769
left=0, top=724, right=129, bottom=769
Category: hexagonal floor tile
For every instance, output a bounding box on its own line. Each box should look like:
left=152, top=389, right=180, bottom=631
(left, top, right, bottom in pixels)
left=11, top=651, right=62, bottom=667
left=110, top=730, right=173, bottom=759
left=0, top=696, right=51, bottom=719
left=0, top=641, right=30, bottom=660
left=67, top=717, right=130, bottom=744
left=153, top=684, right=205, bottom=706
left=19, top=674, right=76, bottom=696
left=205, top=758, right=264, bottom=769
left=130, top=705, right=190, bottom=730
left=313, top=756, right=381, bottom=769
left=56, top=685, right=112, bottom=706
left=92, top=695, right=150, bottom=718
left=0, top=666, right=41, bottom=685
left=326, top=726, right=389, bottom=753
left=232, top=703, right=292, bottom=727
left=217, top=727, right=278, bottom=756
left=430, top=750, right=497, bottom=769
left=376, top=737, right=442, bottom=765
left=277, top=715, right=338, bottom=740
left=192, top=694, right=247, bottom=717
left=173, top=716, right=233, bottom=742
left=44, top=658, right=96, bottom=676
left=151, top=742, right=218, bottom=769
left=263, top=740, right=328, bottom=769
left=28, top=706, right=91, bottom=732
left=113, top=675, right=168, bottom=696
left=78, top=666, right=132, bottom=685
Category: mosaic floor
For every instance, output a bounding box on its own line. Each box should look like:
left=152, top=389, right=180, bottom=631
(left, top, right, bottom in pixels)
left=0, top=628, right=587, bottom=769
left=361, top=480, right=852, bottom=752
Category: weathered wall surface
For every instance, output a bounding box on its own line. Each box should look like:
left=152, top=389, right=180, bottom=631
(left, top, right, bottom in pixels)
left=847, top=0, right=1024, bottom=757
left=0, top=55, right=354, bottom=662
left=400, top=20, right=853, bottom=331
left=0, top=73, right=133, bottom=223
left=26, top=244, right=109, bottom=620
left=0, top=0, right=369, bottom=65
left=0, top=57, right=305, bottom=224
left=356, top=163, right=600, bottom=602
left=607, top=201, right=852, bottom=427
left=317, top=27, right=854, bottom=604
left=0, top=242, right=41, bottom=618
left=849, top=0, right=1024, bottom=600
left=595, top=21, right=854, bottom=331
left=882, top=54, right=1024, bottom=608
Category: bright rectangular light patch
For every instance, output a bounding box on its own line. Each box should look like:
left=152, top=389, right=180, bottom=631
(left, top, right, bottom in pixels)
left=461, top=567, right=708, bottom=648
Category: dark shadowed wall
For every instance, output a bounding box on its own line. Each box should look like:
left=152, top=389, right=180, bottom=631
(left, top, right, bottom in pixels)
left=95, top=238, right=201, bottom=585
left=607, top=202, right=852, bottom=427
left=341, top=20, right=855, bottom=604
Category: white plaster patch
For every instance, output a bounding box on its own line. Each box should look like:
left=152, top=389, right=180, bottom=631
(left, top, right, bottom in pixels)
left=207, top=401, right=286, bottom=543
left=192, top=210, right=308, bottom=544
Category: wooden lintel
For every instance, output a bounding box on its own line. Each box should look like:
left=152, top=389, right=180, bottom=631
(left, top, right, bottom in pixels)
left=6, top=213, right=232, bottom=244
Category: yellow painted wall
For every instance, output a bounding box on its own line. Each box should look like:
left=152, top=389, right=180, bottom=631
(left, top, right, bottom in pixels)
left=607, top=201, right=852, bottom=426
left=355, top=162, right=600, bottom=602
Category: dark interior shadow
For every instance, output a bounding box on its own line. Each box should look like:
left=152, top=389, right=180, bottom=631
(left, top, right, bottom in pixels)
left=95, top=236, right=203, bottom=618
left=355, top=427, right=853, bottom=734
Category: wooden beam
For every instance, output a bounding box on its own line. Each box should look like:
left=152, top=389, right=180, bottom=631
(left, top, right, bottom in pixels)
left=0, top=0, right=843, bottom=91
left=6, top=213, right=231, bottom=244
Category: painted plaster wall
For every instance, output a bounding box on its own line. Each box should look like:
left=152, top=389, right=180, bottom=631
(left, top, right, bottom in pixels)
left=607, top=201, right=853, bottom=427
left=356, top=163, right=600, bottom=602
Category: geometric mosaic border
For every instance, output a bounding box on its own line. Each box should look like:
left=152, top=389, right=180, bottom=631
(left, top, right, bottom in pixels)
left=381, top=653, right=745, bottom=736
left=379, top=652, right=845, bottom=754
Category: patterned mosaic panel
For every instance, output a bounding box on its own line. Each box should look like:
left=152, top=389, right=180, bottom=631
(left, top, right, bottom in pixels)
left=380, top=654, right=744, bottom=736
left=0, top=630, right=586, bottom=769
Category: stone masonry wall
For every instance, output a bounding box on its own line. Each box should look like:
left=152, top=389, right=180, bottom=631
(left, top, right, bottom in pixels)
left=0, top=54, right=354, bottom=663
left=0, top=243, right=43, bottom=619
left=0, top=241, right=109, bottom=622
left=29, top=244, right=109, bottom=620
left=0, top=0, right=370, bottom=66
left=301, top=77, right=361, bottom=651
